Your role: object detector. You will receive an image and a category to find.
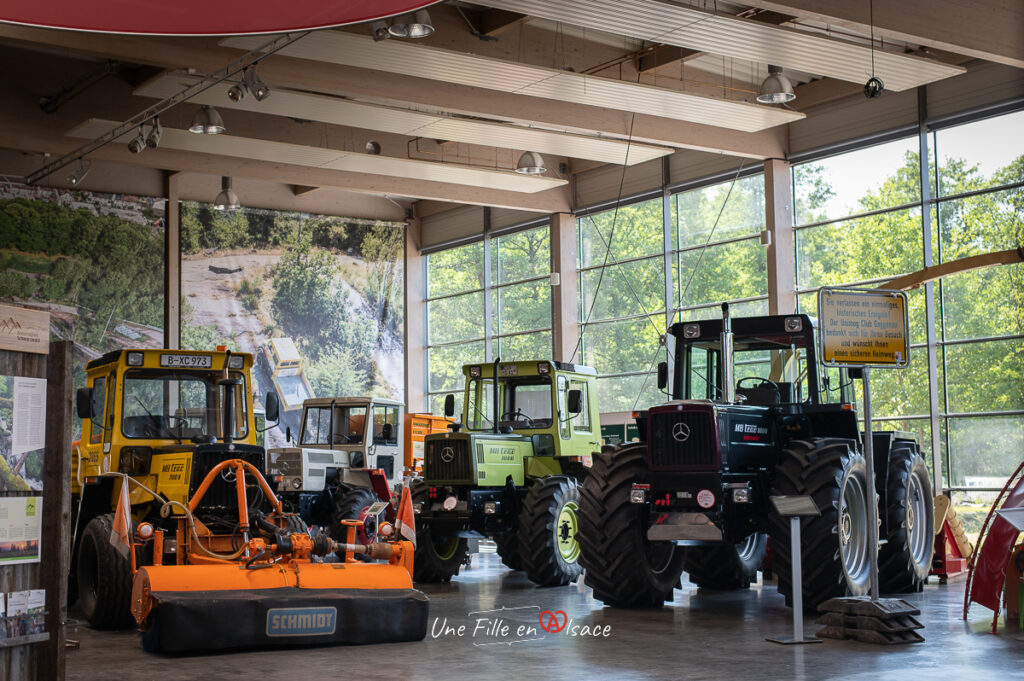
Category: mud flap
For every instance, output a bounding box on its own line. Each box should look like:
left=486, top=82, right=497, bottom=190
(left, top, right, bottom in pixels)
left=140, top=587, right=429, bottom=653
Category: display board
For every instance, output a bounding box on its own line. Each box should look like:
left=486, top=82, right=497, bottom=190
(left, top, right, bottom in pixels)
left=818, top=287, right=910, bottom=368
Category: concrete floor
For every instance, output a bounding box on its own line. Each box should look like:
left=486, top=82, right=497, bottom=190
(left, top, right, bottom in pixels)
left=66, top=553, right=1022, bottom=681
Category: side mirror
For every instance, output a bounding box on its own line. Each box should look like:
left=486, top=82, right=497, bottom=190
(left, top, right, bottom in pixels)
left=657, top=362, right=668, bottom=390
left=264, top=391, right=280, bottom=424
left=567, top=389, right=582, bottom=414
left=444, top=394, right=455, bottom=418
left=75, top=388, right=94, bottom=420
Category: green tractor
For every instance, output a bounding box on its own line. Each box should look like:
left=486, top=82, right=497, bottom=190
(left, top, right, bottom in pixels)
left=412, top=359, right=602, bottom=586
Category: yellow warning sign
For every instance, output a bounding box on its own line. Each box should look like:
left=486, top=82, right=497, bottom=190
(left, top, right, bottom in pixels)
left=818, top=288, right=910, bottom=368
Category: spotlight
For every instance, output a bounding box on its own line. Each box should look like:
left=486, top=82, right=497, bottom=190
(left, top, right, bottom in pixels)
left=371, top=20, right=390, bottom=41
left=213, top=176, right=240, bottom=211
left=66, top=160, right=90, bottom=186
left=145, top=117, right=162, bottom=149
left=863, top=76, right=885, bottom=99
left=365, top=141, right=381, bottom=155
left=515, top=151, right=546, bottom=175
left=189, top=105, right=226, bottom=134
left=127, top=126, right=146, bottom=154
left=242, top=66, right=270, bottom=102
left=389, top=10, right=434, bottom=38
left=757, top=65, right=795, bottom=104
left=227, top=83, right=246, bottom=102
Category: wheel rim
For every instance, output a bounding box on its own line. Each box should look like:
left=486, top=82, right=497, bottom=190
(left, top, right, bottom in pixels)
left=840, top=471, right=870, bottom=586
left=735, top=533, right=760, bottom=562
left=433, top=534, right=461, bottom=561
left=907, top=470, right=930, bottom=567
left=555, top=501, right=580, bottom=563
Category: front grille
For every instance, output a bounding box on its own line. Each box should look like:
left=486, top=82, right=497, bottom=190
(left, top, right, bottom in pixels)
left=648, top=409, right=718, bottom=470
left=268, top=450, right=302, bottom=477
left=424, top=439, right=472, bottom=482
left=189, top=445, right=266, bottom=515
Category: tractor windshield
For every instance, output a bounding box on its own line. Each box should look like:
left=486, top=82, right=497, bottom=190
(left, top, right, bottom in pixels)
left=466, top=377, right=554, bottom=430
left=121, top=370, right=249, bottom=441
left=681, top=333, right=814, bottom=405
left=301, top=405, right=368, bottom=446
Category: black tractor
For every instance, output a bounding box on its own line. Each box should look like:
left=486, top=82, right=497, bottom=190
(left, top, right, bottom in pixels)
left=578, top=304, right=933, bottom=612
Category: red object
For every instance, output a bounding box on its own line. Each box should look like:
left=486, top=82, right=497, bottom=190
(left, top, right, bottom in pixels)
left=396, top=486, right=416, bottom=548
left=0, top=1, right=437, bottom=36
left=964, top=460, right=1024, bottom=632
left=931, top=523, right=968, bottom=581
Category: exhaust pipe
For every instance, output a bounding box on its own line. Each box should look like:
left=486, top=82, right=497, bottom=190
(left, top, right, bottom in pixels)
left=720, top=303, right=734, bottom=404
left=493, top=356, right=501, bottom=433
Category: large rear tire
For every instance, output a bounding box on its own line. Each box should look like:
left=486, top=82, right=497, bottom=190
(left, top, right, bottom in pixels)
left=681, top=532, right=767, bottom=590
left=578, top=444, right=685, bottom=607
left=878, top=444, right=934, bottom=593
left=411, top=481, right=469, bottom=583
left=519, top=475, right=584, bottom=587
left=77, top=513, right=133, bottom=630
left=493, top=530, right=522, bottom=571
left=330, top=484, right=378, bottom=560
left=771, top=438, right=871, bottom=612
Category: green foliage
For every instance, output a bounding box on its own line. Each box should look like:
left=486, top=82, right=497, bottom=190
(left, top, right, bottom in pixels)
left=306, top=344, right=367, bottom=397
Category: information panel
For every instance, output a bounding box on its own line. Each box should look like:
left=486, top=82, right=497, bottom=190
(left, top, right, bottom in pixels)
left=818, top=287, right=910, bottom=368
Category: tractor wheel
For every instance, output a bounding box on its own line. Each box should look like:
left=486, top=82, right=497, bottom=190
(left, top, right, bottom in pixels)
left=411, top=481, right=468, bottom=583
left=519, top=475, right=584, bottom=587
left=878, top=444, right=934, bottom=593
left=578, top=444, right=685, bottom=607
left=77, top=513, right=133, bottom=630
left=330, top=484, right=378, bottom=560
left=681, top=532, right=767, bottom=590
left=493, top=530, right=522, bottom=571
left=771, top=438, right=871, bottom=613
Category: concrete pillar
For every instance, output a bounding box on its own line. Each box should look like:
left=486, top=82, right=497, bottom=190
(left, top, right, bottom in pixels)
left=404, top=217, right=426, bottom=412
left=764, top=159, right=795, bottom=315
left=550, top=212, right=579, bottom=362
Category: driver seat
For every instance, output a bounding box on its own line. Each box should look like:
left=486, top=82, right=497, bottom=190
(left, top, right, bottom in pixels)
left=736, top=385, right=781, bottom=406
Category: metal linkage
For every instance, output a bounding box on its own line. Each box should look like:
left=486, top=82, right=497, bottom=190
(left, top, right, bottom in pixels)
left=26, top=30, right=311, bottom=185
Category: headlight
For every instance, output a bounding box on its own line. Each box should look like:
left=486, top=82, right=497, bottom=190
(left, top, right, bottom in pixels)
left=290, top=477, right=302, bottom=490
left=683, top=324, right=700, bottom=339
left=537, top=363, right=550, bottom=375
left=127, top=352, right=144, bottom=366
left=484, top=501, right=497, bottom=514
left=630, top=484, right=648, bottom=504
left=732, top=487, right=751, bottom=503
left=442, top=495, right=458, bottom=511
left=228, top=355, right=244, bottom=369
left=469, top=365, right=482, bottom=378
left=784, top=316, right=803, bottom=333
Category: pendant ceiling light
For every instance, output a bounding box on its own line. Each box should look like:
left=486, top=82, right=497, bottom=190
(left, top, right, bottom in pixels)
left=189, top=105, right=226, bottom=134
left=515, top=151, right=546, bottom=175
left=213, top=176, right=240, bottom=210
left=388, top=10, right=435, bottom=38
left=757, top=65, right=795, bottom=104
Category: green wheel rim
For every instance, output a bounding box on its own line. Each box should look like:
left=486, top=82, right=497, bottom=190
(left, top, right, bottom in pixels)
left=555, top=500, right=580, bottom=562
left=434, top=535, right=461, bottom=561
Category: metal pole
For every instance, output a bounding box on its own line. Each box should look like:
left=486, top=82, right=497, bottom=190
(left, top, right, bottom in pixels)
left=862, top=365, right=880, bottom=601
left=790, top=515, right=803, bottom=640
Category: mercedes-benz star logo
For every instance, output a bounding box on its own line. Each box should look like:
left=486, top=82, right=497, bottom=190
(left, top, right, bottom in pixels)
left=671, top=422, right=691, bottom=442
left=440, top=446, right=455, bottom=463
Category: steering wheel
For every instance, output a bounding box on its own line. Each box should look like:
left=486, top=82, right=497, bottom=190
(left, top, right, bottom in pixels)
left=500, top=409, right=535, bottom=426
left=736, top=376, right=781, bottom=400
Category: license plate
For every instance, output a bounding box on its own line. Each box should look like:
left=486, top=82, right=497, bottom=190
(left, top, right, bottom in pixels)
left=160, top=354, right=212, bottom=369
left=499, top=364, right=518, bottom=376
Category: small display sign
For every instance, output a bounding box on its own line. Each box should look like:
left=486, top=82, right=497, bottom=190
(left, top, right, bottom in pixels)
left=818, top=287, right=910, bottom=368
left=499, top=364, right=518, bottom=377
left=159, top=354, right=213, bottom=369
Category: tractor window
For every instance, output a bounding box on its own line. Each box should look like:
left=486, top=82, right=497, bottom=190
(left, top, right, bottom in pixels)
left=502, top=380, right=552, bottom=430
left=467, top=378, right=496, bottom=430
left=121, top=370, right=248, bottom=440
left=89, top=376, right=106, bottom=444
left=301, top=407, right=331, bottom=445
left=331, top=406, right=367, bottom=444
left=373, top=406, right=400, bottom=445
left=570, top=380, right=591, bottom=432
left=686, top=348, right=719, bottom=400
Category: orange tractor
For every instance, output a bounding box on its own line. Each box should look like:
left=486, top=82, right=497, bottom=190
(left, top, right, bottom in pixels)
left=125, top=458, right=426, bottom=652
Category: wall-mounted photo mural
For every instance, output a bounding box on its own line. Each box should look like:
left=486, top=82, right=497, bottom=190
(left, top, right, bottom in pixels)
left=178, top=202, right=404, bottom=445
left=0, top=183, right=166, bottom=437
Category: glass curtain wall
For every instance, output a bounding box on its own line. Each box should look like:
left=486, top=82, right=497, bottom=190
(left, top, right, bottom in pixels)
left=791, top=109, right=1024, bottom=495
left=425, top=224, right=551, bottom=414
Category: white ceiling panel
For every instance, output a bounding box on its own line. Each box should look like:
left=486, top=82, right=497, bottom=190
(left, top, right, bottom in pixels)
left=476, top=0, right=964, bottom=91
left=135, top=74, right=673, bottom=166
left=220, top=32, right=803, bottom=133
left=66, top=119, right=568, bottom=194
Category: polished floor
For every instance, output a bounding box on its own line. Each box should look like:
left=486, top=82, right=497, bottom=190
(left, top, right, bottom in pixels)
left=66, top=551, right=1022, bottom=681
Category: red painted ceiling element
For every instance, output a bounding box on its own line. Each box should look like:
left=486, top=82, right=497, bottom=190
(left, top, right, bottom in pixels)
left=0, top=1, right=437, bottom=36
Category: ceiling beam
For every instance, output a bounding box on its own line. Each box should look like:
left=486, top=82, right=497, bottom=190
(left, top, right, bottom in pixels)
left=479, top=9, right=527, bottom=36
left=0, top=24, right=787, bottom=159
left=744, top=0, right=1024, bottom=70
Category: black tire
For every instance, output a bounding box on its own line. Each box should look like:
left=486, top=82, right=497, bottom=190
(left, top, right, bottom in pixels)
left=681, top=532, right=767, bottom=590
left=330, top=484, right=378, bottom=560
left=770, top=438, right=871, bottom=613
left=519, top=475, right=584, bottom=587
left=578, top=444, right=685, bottom=607
left=878, top=444, right=934, bottom=594
left=493, top=530, right=522, bottom=571
left=77, top=513, right=133, bottom=630
left=411, top=481, right=469, bottom=583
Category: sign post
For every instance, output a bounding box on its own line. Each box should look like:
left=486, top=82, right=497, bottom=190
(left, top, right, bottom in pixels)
left=818, top=286, right=909, bottom=601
